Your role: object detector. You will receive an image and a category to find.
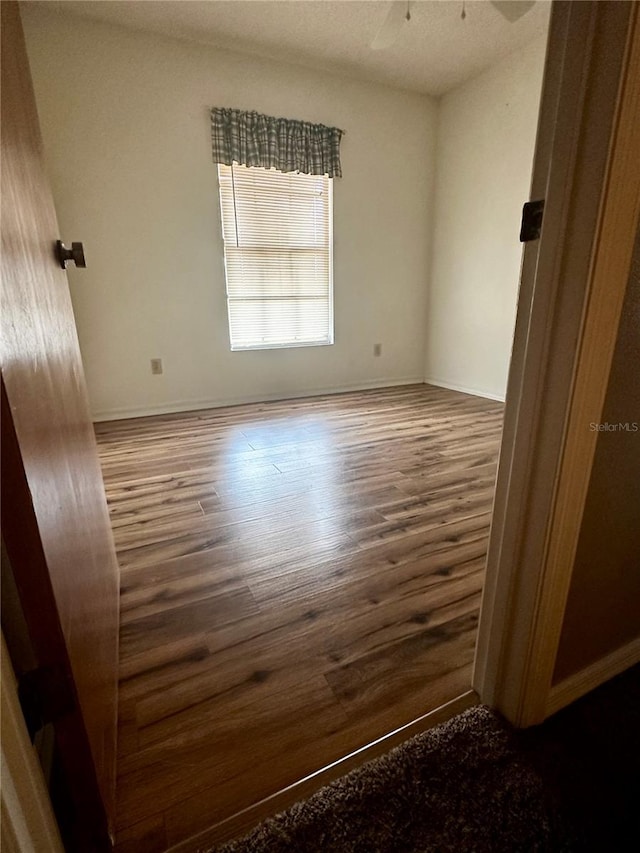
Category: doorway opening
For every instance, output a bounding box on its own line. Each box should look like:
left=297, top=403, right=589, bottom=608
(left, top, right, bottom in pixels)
left=17, top=2, right=552, bottom=849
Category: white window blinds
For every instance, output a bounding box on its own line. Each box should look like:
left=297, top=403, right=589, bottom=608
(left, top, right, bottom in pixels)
left=217, top=164, right=333, bottom=350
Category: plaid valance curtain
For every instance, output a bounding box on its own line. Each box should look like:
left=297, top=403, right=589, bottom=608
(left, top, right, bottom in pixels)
left=210, top=108, right=343, bottom=178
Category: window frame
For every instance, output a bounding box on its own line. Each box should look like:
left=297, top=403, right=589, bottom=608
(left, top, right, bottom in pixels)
left=217, top=163, right=335, bottom=352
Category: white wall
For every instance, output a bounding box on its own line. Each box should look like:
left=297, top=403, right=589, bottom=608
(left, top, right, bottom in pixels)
left=425, top=36, right=547, bottom=401
left=22, top=8, right=436, bottom=420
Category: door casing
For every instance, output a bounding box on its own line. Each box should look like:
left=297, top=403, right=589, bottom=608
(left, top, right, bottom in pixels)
left=474, top=0, right=640, bottom=727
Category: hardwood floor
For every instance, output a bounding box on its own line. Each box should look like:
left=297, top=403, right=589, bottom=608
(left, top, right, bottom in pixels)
left=95, top=384, right=503, bottom=852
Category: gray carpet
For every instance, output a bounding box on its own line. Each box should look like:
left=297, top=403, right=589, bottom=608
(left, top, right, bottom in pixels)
left=215, top=664, right=640, bottom=852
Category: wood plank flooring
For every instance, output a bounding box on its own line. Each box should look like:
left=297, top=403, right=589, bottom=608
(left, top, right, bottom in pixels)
left=95, top=384, right=503, bottom=852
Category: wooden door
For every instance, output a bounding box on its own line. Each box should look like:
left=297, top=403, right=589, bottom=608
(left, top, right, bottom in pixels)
left=1, top=1, right=119, bottom=846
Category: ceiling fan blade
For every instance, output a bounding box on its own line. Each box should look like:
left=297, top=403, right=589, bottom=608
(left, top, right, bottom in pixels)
left=371, top=1, right=408, bottom=51
left=491, top=1, right=536, bottom=23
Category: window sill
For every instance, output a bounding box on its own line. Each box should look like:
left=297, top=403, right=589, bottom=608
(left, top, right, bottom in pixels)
left=230, top=340, right=334, bottom=352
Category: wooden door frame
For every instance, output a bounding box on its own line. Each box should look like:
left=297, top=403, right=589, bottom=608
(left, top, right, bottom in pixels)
left=474, top=0, right=640, bottom=727
left=1, top=633, right=65, bottom=853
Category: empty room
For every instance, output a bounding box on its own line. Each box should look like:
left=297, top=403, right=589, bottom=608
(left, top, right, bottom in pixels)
left=16, top=0, right=550, bottom=849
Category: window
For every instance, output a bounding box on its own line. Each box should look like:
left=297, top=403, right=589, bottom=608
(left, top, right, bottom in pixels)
left=218, top=164, right=333, bottom=351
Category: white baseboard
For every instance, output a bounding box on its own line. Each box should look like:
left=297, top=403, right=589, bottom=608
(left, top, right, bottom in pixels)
left=424, top=377, right=506, bottom=402
left=545, top=636, right=640, bottom=717
left=92, top=376, right=425, bottom=422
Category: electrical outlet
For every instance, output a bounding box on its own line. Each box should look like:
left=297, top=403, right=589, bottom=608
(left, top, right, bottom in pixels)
left=150, top=358, right=163, bottom=375
left=373, top=343, right=382, bottom=357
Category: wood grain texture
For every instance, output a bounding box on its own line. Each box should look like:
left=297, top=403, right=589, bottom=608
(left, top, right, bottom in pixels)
left=97, top=385, right=503, bottom=851
left=164, top=691, right=478, bottom=853
left=1, top=382, right=112, bottom=852
left=0, top=1, right=119, bottom=829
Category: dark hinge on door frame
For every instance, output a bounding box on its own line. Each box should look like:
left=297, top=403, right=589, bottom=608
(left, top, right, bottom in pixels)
left=18, top=663, right=75, bottom=741
left=520, top=199, right=545, bottom=242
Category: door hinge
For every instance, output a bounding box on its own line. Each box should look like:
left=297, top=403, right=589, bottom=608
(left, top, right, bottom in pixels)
left=18, top=664, right=75, bottom=741
left=55, top=240, right=86, bottom=269
left=520, top=199, right=545, bottom=242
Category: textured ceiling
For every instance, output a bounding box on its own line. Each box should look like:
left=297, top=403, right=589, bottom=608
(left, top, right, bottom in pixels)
left=31, top=0, right=551, bottom=96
